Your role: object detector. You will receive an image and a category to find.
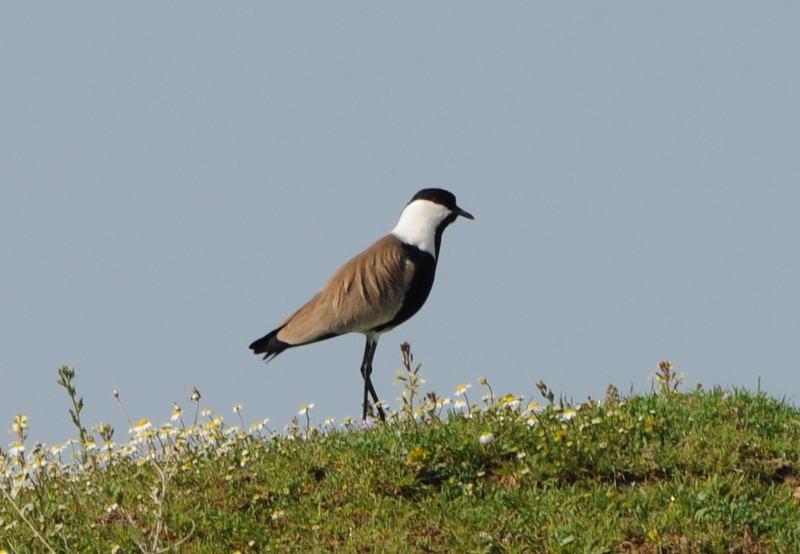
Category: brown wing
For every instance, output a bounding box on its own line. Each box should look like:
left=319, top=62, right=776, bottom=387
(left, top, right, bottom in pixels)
left=276, top=235, right=413, bottom=345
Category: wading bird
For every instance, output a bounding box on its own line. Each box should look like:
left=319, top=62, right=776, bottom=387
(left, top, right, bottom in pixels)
left=249, top=188, right=473, bottom=421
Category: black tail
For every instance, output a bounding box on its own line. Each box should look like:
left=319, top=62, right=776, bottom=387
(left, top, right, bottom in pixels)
left=249, top=327, right=290, bottom=363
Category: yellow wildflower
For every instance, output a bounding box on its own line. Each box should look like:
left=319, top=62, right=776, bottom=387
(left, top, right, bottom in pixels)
left=129, top=418, right=152, bottom=434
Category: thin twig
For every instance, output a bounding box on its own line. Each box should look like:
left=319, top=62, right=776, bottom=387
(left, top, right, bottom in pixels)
left=121, top=507, right=150, bottom=554
left=157, top=520, right=196, bottom=553
left=0, top=486, right=56, bottom=554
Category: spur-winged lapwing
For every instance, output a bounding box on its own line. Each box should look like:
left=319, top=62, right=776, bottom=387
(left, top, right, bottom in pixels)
left=249, top=188, right=473, bottom=422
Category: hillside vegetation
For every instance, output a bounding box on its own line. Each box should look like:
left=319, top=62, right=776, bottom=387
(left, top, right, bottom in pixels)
left=2, top=355, right=800, bottom=552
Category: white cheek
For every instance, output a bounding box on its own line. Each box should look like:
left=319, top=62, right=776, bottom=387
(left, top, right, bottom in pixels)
left=390, top=200, right=450, bottom=256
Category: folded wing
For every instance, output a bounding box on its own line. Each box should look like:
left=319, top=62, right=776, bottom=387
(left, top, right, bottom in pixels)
left=276, top=235, right=413, bottom=346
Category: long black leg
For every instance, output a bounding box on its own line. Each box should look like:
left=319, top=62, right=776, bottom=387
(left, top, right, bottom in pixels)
left=365, top=339, right=386, bottom=422
left=360, top=336, right=386, bottom=422
left=360, top=338, right=372, bottom=421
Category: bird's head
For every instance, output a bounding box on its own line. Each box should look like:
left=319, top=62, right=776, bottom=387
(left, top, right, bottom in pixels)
left=391, top=188, right=474, bottom=258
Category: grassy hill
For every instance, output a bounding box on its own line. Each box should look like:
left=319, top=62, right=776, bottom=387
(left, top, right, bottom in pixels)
left=2, top=359, right=800, bottom=552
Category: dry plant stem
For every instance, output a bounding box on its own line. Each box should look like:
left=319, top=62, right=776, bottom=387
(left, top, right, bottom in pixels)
left=484, top=382, right=495, bottom=406
left=150, top=467, right=165, bottom=553
left=191, top=387, right=202, bottom=427
left=1, top=486, right=56, bottom=554
left=113, top=391, right=134, bottom=427
left=398, top=342, right=425, bottom=425
left=536, top=380, right=555, bottom=404
left=149, top=457, right=180, bottom=552
left=122, top=508, right=150, bottom=554
left=161, top=520, right=196, bottom=553
left=654, top=360, right=683, bottom=394
left=120, top=457, right=184, bottom=554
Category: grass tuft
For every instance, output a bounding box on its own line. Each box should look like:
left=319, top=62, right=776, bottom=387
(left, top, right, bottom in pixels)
left=2, top=351, right=800, bottom=552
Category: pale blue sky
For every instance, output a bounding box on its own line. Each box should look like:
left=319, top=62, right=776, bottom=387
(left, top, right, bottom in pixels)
left=2, top=3, right=798, bottom=445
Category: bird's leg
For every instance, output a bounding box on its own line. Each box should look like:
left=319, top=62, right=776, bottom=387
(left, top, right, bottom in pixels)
left=365, top=339, right=386, bottom=422
left=360, top=336, right=386, bottom=422
left=360, top=338, right=373, bottom=421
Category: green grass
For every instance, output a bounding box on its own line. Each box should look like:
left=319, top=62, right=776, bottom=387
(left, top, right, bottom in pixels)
left=3, top=370, right=800, bottom=552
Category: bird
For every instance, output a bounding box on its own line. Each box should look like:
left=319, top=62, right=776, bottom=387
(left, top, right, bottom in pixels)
left=249, top=188, right=474, bottom=422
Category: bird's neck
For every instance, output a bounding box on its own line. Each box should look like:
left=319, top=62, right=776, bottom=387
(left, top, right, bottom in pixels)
left=390, top=200, right=450, bottom=258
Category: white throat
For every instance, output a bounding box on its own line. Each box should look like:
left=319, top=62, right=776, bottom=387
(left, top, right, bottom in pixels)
left=390, top=199, right=451, bottom=257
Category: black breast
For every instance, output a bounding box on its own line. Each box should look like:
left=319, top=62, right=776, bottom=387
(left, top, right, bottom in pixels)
left=371, top=243, right=436, bottom=333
